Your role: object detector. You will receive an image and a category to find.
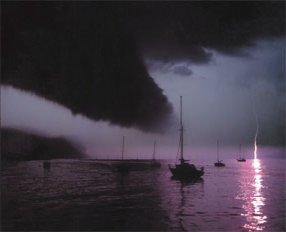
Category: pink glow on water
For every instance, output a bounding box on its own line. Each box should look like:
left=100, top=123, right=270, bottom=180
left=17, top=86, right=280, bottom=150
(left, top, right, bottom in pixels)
left=239, top=158, right=267, bottom=231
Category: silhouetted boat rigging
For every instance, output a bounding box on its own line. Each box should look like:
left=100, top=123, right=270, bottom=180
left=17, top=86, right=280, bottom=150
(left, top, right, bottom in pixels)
left=113, top=136, right=130, bottom=173
left=237, top=144, right=246, bottom=162
left=150, top=140, right=161, bottom=168
left=214, top=140, right=225, bottom=167
left=169, top=96, right=204, bottom=180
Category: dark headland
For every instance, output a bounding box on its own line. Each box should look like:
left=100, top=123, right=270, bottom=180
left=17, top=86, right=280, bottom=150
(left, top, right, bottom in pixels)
left=1, top=128, right=84, bottom=163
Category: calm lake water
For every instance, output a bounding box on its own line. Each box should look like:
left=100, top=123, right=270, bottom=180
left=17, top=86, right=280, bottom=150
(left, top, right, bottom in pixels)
left=1, top=152, right=285, bottom=231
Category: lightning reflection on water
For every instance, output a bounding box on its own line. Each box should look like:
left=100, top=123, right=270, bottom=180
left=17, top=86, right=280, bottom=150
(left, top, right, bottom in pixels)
left=239, top=158, right=267, bottom=231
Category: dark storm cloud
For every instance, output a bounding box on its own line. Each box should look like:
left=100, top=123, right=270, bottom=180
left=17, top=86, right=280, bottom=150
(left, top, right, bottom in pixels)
left=125, top=2, right=285, bottom=60
left=2, top=2, right=285, bottom=132
left=2, top=2, right=172, bottom=132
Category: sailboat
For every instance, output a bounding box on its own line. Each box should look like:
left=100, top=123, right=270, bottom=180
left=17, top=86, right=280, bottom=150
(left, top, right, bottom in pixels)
left=168, top=96, right=204, bottom=180
left=237, top=144, right=246, bottom=162
left=113, top=136, right=130, bottom=173
left=150, top=140, right=161, bottom=168
left=214, top=140, right=225, bottom=167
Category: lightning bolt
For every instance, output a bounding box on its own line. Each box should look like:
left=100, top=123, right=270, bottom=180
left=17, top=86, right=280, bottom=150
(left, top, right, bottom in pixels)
left=252, top=98, right=259, bottom=160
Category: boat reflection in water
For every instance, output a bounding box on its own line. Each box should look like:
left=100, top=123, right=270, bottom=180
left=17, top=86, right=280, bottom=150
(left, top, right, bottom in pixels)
left=170, top=178, right=204, bottom=231
left=238, top=158, right=267, bottom=231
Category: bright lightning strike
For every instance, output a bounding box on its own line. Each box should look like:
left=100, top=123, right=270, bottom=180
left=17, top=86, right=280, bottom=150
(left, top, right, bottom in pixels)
left=254, top=134, right=258, bottom=160
left=252, top=99, right=259, bottom=160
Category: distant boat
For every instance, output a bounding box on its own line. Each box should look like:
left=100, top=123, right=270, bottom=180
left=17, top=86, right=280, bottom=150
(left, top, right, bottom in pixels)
left=237, top=144, right=246, bottom=162
left=214, top=140, right=225, bottom=167
left=168, top=96, right=204, bottom=180
left=150, top=140, right=161, bottom=168
left=113, top=136, right=130, bottom=173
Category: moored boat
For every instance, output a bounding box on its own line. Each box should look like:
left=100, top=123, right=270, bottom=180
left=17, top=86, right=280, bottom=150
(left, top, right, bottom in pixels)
left=168, top=96, right=204, bottom=180
left=214, top=140, right=225, bottom=167
left=112, top=136, right=130, bottom=173
left=150, top=140, right=161, bottom=168
left=237, top=144, right=246, bottom=162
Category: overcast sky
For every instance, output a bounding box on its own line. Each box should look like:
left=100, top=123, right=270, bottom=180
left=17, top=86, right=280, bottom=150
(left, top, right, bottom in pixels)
left=1, top=2, right=285, bottom=159
left=2, top=38, right=285, bottom=158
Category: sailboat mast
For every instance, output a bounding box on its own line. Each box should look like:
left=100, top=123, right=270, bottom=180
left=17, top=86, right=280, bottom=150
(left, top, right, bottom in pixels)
left=217, top=140, right=219, bottom=161
left=239, top=144, right=242, bottom=158
left=180, top=96, right=184, bottom=163
left=121, top=136, right=125, bottom=160
left=153, top=140, right=156, bottom=160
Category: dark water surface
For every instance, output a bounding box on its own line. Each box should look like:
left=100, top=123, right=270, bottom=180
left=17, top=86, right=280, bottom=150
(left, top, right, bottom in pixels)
left=1, top=157, right=285, bottom=231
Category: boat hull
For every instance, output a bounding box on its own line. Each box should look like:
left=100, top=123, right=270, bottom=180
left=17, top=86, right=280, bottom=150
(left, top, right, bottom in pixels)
left=214, top=162, right=225, bottom=167
left=169, top=163, right=204, bottom=180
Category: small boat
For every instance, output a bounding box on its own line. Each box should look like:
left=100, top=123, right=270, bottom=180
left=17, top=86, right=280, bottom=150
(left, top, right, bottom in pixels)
left=150, top=140, right=161, bottom=168
left=237, top=144, right=246, bottom=162
left=113, top=136, right=130, bottom=173
left=169, top=96, right=204, bottom=180
left=214, top=140, right=225, bottom=167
